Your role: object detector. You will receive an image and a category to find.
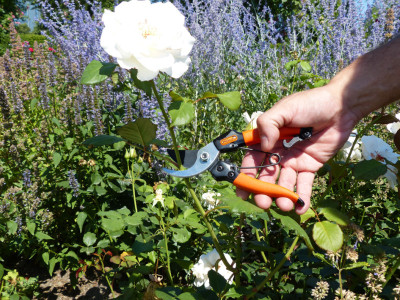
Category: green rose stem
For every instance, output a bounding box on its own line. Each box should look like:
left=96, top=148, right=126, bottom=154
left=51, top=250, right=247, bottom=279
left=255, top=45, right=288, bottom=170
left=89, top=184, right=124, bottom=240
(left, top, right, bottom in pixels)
left=150, top=80, right=234, bottom=272
left=158, top=205, right=173, bottom=285
left=245, top=236, right=300, bottom=299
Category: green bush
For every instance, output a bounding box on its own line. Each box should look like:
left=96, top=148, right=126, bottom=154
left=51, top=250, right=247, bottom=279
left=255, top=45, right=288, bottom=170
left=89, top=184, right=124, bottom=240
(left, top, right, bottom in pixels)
left=19, top=33, right=46, bottom=46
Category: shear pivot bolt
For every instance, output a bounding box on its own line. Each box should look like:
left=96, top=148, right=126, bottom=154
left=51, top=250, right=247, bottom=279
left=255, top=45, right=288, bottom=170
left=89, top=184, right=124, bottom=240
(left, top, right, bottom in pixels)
left=200, top=152, right=209, bottom=162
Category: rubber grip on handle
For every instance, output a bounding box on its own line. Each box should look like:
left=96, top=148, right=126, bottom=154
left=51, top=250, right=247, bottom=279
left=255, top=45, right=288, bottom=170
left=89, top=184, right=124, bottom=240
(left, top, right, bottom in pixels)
left=233, top=173, right=303, bottom=205
left=242, top=128, right=302, bottom=146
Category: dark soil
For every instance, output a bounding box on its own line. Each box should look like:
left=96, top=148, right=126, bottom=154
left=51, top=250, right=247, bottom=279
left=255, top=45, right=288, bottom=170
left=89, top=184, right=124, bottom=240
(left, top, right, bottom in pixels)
left=7, top=259, right=119, bottom=299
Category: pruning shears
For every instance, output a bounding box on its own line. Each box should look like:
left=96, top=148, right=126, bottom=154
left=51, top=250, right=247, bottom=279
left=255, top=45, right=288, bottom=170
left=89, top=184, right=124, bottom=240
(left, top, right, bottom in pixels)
left=162, top=127, right=312, bottom=207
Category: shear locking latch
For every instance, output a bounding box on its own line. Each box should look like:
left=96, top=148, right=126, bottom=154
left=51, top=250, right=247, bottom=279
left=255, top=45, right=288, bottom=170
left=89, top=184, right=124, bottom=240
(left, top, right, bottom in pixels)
left=282, top=127, right=313, bottom=149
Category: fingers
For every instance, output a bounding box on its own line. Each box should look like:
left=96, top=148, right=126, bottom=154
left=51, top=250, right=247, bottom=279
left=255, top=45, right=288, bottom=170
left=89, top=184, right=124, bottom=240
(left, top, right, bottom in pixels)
left=253, top=162, right=280, bottom=209
left=294, top=171, right=314, bottom=214
left=256, top=111, right=284, bottom=152
left=236, top=146, right=266, bottom=200
left=275, top=169, right=314, bottom=214
left=275, top=168, right=297, bottom=211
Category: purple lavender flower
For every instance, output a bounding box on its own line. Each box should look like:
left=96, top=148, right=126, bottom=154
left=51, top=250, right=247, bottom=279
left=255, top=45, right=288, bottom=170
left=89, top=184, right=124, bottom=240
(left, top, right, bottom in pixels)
left=68, top=170, right=80, bottom=197
left=22, top=169, right=32, bottom=188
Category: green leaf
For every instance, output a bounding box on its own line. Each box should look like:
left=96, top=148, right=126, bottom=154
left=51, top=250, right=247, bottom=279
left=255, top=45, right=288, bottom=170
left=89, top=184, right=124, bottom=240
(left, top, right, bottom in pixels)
left=6, top=221, right=18, bottom=235
left=220, top=194, right=264, bottom=215
left=0, top=263, right=4, bottom=280
left=53, top=152, right=62, bottom=168
left=101, top=218, right=125, bottom=232
left=269, top=209, right=314, bottom=251
left=66, top=251, right=79, bottom=261
left=178, top=292, right=201, bottom=300
left=35, top=232, right=53, bottom=241
left=91, top=173, right=102, bottom=185
left=130, top=69, right=152, bottom=97
left=300, top=208, right=316, bottom=224
left=169, top=101, right=195, bottom=127
left=312, top=221, right=343, bottom=252
left=150, top=139, right=170, bottom=147
left=342, top=261, right=369, bottom=270
left=49, top=257, right=57, bottom=276
left=42, top=252, right=49, bottom=265
left=30, top=97, right=39, bottom=109
left=83, top=232, right=97, bottom=247
left=320, top=207, right=350, bottom=226
left=208, top=269, right=227, bottom=294
left=300, top=61, right=312, bottom=72
left=65, top=137, right=74, bottom=150
left=81, top=60, right=117, bottom=85
left=204, top=91, right=241, bottom=110
left=132, top=238, right=154, bottom=255
left=171, top=227, right=191, bottom=243
left=155, top=287, right=183, bottom=300
left=169, top=90, right=190, bottom=102
left=26, top=219, right=36, bottom=235
left=284, top=59, right=300, bottom=70
left=117, top=118, right=157, bottom=146
left=83, top=135, right=124, bottom=147
left=77, top=212, right=87, bottom=233
left=352, top=160, right=387, bottom=180
left=124, top=212, right=147, bottom=226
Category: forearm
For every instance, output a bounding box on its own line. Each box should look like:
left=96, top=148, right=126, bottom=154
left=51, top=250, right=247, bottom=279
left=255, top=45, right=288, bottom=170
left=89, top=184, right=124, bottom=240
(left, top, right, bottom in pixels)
left=327, top=36, right=400, bottom=121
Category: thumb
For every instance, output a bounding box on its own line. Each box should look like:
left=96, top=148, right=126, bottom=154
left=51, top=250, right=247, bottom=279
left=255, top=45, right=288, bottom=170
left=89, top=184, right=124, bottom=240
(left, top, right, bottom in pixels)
left=256, top=109, right=286, bottom=152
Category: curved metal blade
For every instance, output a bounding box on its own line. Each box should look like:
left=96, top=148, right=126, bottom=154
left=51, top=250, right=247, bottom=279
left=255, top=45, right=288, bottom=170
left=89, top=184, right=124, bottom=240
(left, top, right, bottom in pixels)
left=167, top=148, right=198, bottom=168
left=162, top=143, right=220, bottom=178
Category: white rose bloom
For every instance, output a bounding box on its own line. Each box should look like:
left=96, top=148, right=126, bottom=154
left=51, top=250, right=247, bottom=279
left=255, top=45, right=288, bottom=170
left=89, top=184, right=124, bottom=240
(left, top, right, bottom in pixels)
left=386, top=113, right=400, bottom=134
left=100, top=0, right=195, bottom=81
left=242, top=111, right=264, bottom=130
left=361, top=135, right=400, bottom=189
left=191, top=249, right=235, bottom=289
left=201, top=191, right=221, bottom=210
left=152, top=188, right=164, bottom=207
left=338, top=131, right=362, bottom=161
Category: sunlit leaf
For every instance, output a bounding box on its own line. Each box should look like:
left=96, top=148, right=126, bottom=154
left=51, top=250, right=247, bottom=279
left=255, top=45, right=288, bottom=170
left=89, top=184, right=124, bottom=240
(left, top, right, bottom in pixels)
left=83, top=232, right=96, bottom=247
left=81, top=60, right=117, bottom=85
left=117, top=118, right=157, bottom=146
left=313, top=221, right=343, bottom=252
left=320, top=207, right=350, bottom=226
left=169, top=101, right=195, bottom=126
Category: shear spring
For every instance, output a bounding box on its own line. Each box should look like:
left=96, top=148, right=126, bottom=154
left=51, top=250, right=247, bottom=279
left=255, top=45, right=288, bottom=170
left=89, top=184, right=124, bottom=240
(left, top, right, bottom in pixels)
left=237, top=147, right=281, bottom=169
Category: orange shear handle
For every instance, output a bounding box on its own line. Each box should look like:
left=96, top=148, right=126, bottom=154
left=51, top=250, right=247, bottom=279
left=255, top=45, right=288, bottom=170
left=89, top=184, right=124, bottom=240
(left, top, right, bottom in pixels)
left=233, top=173, right=304, bottom=206
left=242, top=128, right=302, bottom=146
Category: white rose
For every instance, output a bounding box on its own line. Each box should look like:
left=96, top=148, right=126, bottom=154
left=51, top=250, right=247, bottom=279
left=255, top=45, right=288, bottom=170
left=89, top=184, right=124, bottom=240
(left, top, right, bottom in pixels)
left=386, top=113, right=400, bottom=134
left=361, top=135, right=400, bottom=189
left=201, top=190, right=221, bottom=210
left=100, top=0, right=195, bottom=81
left=191, top=249, right=235, bottom=289
left=242, top=111, right=264, bottom=130
left=338, top=131, right=362, bottom=161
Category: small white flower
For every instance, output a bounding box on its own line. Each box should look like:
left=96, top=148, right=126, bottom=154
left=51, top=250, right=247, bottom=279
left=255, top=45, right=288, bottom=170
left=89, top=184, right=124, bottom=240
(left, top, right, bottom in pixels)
left=191, top=249, right=235, bottom=289
left=338, top=131, right=362, bottom=161
left=386, top=113, right=400, bottom=134
left=152, top=189, right=164, bottom=207
left=242, top=111, right=264, bottom=130
left=201, top=190, right=221, bottom=210
left=100, top=0, right=195, bottom=81
left=361, top=135, right=400, bottom=188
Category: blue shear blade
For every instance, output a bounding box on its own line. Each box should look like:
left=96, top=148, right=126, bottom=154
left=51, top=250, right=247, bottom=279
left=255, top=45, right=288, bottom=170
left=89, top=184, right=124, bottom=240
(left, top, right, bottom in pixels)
left=162, top=143, right=220, bottom=178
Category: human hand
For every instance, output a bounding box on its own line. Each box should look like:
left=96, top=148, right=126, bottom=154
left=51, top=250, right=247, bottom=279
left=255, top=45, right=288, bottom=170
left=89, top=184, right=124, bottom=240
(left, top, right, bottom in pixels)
left=237, top=85, right=359, bottom=214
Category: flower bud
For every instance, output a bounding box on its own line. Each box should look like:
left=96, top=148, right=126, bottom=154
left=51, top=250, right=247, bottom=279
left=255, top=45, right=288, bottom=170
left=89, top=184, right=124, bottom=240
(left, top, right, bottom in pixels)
left=125, top=147, right=137, bottom=160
